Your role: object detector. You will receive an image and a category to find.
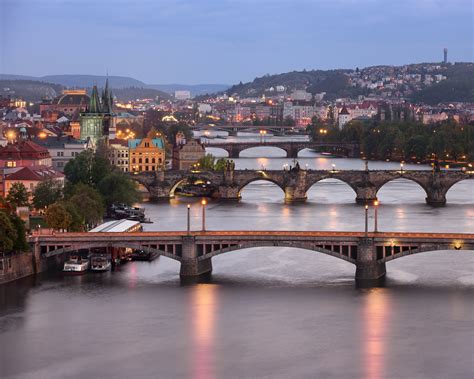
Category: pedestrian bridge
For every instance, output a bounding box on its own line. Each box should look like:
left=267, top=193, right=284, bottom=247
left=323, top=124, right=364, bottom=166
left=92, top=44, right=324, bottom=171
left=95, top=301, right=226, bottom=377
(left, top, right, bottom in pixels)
left=30, top=231, right=474, bottom=285
left=134, top=169, right=474, bottom=205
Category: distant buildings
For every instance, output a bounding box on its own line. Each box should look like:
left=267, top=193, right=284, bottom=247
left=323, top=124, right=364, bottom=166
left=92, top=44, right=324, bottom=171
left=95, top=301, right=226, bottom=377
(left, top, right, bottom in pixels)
left=175, top=90, right=191, bottom=100
left=172, top=136, right=205, bottom=170
left=40, top=89, right=89, bottom=118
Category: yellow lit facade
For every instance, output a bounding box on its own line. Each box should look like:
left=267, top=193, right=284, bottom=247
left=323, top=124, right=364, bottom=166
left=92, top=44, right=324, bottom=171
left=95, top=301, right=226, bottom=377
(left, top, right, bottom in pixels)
left=129, top=133, right=165, bottom=173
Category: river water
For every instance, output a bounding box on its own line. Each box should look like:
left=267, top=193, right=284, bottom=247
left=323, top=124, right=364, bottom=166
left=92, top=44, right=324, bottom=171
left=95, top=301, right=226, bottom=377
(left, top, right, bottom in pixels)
left=1, top=134, right=473, bottom=379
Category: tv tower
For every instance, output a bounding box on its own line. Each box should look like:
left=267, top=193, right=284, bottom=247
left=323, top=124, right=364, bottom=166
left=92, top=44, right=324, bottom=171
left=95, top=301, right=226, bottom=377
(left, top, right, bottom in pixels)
left=443, top=48, right=448, bottom=64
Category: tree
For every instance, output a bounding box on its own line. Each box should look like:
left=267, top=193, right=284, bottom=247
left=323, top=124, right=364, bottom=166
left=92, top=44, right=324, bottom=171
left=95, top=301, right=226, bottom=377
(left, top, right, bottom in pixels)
left=197, top=154, right=217, bottom=171
left=62, top=201, right=84, bottom=232
left=33, top=179, right=63, bottom=209
left=64, top=150, right=112, bottom=187
left=10, top=214, right=28, bottom=251
left=6, top=182, right=30, bottom=209
left=97, top=172, right=141, bottom=208
left=45, top=203, right=72, bottom=231
left=0, top=211, right=17, bottom=251
left=68, top=184, right=104, bottom=228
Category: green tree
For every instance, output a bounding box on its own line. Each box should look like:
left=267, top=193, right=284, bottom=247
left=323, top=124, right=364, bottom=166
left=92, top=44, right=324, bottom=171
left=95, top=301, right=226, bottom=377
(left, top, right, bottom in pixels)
left=64, top=150, right=112, bottom=187
left=61, top=201, right=84, bottom=232
left=0, top=211, right=17, bottom=251
left=97, top=172, right=141, bottom=208
left=45, top=203, right=72, bottom=231
left=6, top=182, right=30, bottom=209
left=32, top=179, right=63, bottom=209
left=9, top=214, right=28, bottom=251
left=197, top=154, right=216, bottom=171
left=68, top=184, right=104, bottom=228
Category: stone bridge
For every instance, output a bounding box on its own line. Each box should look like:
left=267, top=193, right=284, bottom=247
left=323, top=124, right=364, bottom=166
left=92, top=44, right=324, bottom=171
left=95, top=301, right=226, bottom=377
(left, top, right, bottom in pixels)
left=30, top=231, right=474, bottom=286
left=192, top=124, right=299, bottom=136
left=204, top=141, right=360, bottom=158
left=134, top=169, right=473, bottom=205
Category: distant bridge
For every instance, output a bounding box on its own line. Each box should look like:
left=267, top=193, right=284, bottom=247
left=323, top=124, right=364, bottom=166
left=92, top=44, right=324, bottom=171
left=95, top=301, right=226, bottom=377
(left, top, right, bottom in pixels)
left=192, top=124, right=301, bottom=136
left=203, top=141, right=360, bottom=158
left=30, top=230, right=474, bottom=285
left=134, top=169, right=473, bottom=205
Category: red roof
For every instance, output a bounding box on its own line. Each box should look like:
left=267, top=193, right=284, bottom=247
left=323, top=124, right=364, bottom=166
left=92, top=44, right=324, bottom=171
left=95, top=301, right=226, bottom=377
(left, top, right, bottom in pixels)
left=6, top=166, right=64, bottom=181
left=0, top=140, right=51, bottom=160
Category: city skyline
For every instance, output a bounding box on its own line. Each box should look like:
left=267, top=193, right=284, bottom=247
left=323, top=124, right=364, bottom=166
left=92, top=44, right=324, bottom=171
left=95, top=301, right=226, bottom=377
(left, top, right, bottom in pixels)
left=1, top=0, right=473, bottom=84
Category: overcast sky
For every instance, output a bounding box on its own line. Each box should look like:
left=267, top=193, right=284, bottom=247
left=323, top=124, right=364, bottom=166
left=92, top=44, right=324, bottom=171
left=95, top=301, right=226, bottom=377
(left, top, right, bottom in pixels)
left=1, top=0, right=473, bottom=84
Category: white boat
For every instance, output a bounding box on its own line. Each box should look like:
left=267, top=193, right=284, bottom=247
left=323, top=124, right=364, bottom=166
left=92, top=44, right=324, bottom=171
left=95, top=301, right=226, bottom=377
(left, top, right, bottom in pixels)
left=63, top=256, right=89, bottom=275
left=90, top=255, right=112, bottom=272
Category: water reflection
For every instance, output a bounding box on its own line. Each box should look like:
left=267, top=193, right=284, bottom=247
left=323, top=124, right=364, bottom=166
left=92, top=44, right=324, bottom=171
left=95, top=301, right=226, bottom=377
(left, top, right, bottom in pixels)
left=362, top=289, right=390, bottom=379
left=190, top=284, right=219, bottom=379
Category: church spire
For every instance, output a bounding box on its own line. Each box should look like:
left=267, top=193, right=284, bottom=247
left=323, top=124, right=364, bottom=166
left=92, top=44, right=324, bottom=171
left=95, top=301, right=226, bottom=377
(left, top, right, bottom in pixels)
left=102, top=77, right=112, bottom=113
left=89, top=85, right=101, bottom=113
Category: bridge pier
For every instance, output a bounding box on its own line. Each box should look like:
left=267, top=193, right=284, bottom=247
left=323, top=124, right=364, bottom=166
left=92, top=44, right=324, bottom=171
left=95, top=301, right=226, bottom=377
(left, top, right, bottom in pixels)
left=217, top=185, right=241, bottom=201
left=284, top=186, right=307, bottom=203
left=179, top=236, right=213, bottom=277
left=355, top=186, right=378, bottom=205
left=148, top=185, right=172, bottom=201
left=355, top=238, right=386, bottom=287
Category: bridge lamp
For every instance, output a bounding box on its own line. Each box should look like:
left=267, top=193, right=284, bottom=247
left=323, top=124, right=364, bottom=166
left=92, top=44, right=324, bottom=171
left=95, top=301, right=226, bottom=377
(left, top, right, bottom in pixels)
left=373, top=200, right=379, bottom=233
left=400, top=162, right=404, bottom=173
left=364, top=205, right=369, bottom=236
left=453, top=241, right=462, bottom=250
left=331, top=164, right=336, bottom=172
left=201, top=199, right=207, bottom=232
left=187, top=204, right=191, bottom=234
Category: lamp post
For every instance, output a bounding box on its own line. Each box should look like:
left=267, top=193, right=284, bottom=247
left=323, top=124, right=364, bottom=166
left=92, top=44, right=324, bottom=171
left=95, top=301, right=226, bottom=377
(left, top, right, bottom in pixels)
left=331, top=164, right=336, bottom=172
left=373, top=200, right=379, bottom=233
left=400, top=162, right=404, bottom=174
left=364, top=204, right=369, bottom=236
left=187, top=204, right=191, bottom=235
left=201, top=199, right=207, bottom=231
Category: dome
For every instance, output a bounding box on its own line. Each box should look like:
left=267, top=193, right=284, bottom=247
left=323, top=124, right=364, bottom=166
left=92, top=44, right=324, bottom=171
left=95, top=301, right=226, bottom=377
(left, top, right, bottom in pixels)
left=54, top=94, right=90, bottom=105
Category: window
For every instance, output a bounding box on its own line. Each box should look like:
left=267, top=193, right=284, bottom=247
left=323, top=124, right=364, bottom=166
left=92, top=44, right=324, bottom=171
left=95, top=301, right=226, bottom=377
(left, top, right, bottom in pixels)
left=0, top=260, right=3, bottom=271
left=6, top=161, right=16, bottom=167
left=139, top=158, right=142, bottom=164
left=152, top=158, right=156, bottom=164
left=145, top=142, right=150, bottom=147
left=145, top=158, right=149, bottom=164
left=57, top=152, right=64, bottom=157
left=132, top=158, right=136, bottom=164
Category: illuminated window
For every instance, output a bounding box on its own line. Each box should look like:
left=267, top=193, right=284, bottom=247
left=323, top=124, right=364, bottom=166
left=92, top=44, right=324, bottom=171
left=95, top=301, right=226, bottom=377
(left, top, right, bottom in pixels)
left=6, top=161, right=16, bottom=167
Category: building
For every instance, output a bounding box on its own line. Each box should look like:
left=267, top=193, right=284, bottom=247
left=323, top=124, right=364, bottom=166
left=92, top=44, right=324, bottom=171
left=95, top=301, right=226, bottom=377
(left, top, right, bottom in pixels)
left=443, top=48, right=448, bottom=64
left=40, top=89, right=90, bottom=117
left=128, top=132, right=165, bottom=173
left=3, top=166, right=65, bottom=199
left=338, top=106, right=351, bottom=129
left=32, top=135, right=90, bottom=172
left=80, top=79, right=114, bottom=146
left=175, top=90, right=191, bottom=100
left=108, top=139, right=129, bottom=172
left=0, top=140, right=52, bottom=169
left=172, top=138, right=205, bottom=170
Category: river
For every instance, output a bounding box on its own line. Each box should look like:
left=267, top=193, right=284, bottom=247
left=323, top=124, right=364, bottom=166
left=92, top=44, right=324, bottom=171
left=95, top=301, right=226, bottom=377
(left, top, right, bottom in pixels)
left=1, top=134, right=473, bottom=378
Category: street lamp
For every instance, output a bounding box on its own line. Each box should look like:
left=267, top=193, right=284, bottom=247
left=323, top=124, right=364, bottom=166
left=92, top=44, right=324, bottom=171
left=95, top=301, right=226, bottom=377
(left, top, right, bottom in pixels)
left=373, top=200, right=379, bottom=233
left=201, top=199, right=207, bottom=231
left=364, top=204, right=369, bottom=236
left=400, top=162, right=404, bottom=174
left=187, top=204, right=191, bottom=235
left=331, top=164, right=336, bottom=172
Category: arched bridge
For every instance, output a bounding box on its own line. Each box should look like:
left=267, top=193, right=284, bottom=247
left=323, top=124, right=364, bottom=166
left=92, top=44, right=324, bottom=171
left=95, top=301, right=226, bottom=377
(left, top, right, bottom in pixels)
left=204, top=141, right=360, bottom=158
left=134, top=169, right=474, bottom=205
left=30, top=231, right=474, bottom=285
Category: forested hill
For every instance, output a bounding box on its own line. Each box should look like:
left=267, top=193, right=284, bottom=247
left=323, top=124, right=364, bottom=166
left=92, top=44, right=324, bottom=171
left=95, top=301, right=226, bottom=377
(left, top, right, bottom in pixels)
left=226, top=62, right=474, bottom=104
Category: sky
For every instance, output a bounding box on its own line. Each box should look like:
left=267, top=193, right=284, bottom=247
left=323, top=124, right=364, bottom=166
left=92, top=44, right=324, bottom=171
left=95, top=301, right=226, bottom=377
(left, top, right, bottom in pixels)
left=0, top=0, right=473, bottom=84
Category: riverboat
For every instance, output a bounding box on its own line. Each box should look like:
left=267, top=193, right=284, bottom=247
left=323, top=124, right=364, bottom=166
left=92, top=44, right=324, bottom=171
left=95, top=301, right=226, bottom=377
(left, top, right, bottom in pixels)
left=90, top=254, right=112, bottom=272
left=63, top=256, right=89, bottom=275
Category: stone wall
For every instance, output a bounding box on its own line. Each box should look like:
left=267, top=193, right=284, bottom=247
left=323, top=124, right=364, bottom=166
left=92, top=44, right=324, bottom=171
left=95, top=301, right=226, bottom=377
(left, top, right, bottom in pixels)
left=0, top=252, right=36, bottom=285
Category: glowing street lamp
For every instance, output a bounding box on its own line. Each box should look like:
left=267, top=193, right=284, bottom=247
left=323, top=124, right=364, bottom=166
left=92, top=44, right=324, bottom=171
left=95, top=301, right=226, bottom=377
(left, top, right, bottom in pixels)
left=373, top=200, right=379, bottom=233
left=331, top=164, right=336, bottom=172
left=201, top=199, right=207, bottom=231
left=400, top=162, right=404, bottom=174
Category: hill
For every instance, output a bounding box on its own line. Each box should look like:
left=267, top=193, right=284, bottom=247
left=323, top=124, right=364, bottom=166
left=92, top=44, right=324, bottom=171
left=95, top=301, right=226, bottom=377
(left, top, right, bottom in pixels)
left=149, top=83, right=229, bottom=97
left=411, top=63, right=474, bottom=104
left=226, top=69, right=364, bottom=100
left=0, top=79, right=63, bottom=102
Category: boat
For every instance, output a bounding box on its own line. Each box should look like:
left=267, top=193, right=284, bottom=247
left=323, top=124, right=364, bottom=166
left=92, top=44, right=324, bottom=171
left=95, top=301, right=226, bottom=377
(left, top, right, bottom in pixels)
left=131, top=249, right=159, bottom=262
left=90, top=254, right=112, bottom=272
left=63, top=255, right=89, bottom=275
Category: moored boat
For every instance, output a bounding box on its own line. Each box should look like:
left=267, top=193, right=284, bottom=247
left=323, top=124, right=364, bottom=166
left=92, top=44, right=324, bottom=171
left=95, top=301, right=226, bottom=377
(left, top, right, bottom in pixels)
left=90, top=254, right=112, bottom=272
left=63, top=256, right=89, bottom=275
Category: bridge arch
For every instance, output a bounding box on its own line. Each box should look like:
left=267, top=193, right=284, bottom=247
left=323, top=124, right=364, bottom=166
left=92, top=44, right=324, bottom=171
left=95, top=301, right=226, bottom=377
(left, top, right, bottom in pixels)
left=383, top=245, right=474, bottom=262
left=204, top=146, right=229, bottom=157
left=444, top=178, right=474, bottom=200
left=237, top=177, right=286, bottom=198
left=375, top=177, right=430, bottom=200
left=305, top=177, right=358, bottom=196
left=42, top=242, right=182, bottom=261
left=238, top=145, right=289, bottom=158
left=197, top=242, right=357, bottom=264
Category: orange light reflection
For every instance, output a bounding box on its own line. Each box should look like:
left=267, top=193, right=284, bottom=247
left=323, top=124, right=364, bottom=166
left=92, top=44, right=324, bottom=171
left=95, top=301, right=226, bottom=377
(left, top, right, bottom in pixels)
left=190, top=284, right=218, bottom=379
left=363, top=288, right=390, bottom=379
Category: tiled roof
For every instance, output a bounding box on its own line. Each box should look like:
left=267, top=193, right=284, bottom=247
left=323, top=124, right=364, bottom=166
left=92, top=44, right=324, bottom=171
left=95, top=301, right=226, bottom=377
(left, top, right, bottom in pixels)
left=0, top=140, right=51, bottom=159
left=6, top=166, right=64, bottom=181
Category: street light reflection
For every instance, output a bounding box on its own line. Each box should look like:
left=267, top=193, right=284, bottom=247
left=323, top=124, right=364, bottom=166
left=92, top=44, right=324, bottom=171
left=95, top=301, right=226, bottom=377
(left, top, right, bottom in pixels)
left=363, top=288, right=390, bottom=379
left=191, top=284, right=218, bottom=379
